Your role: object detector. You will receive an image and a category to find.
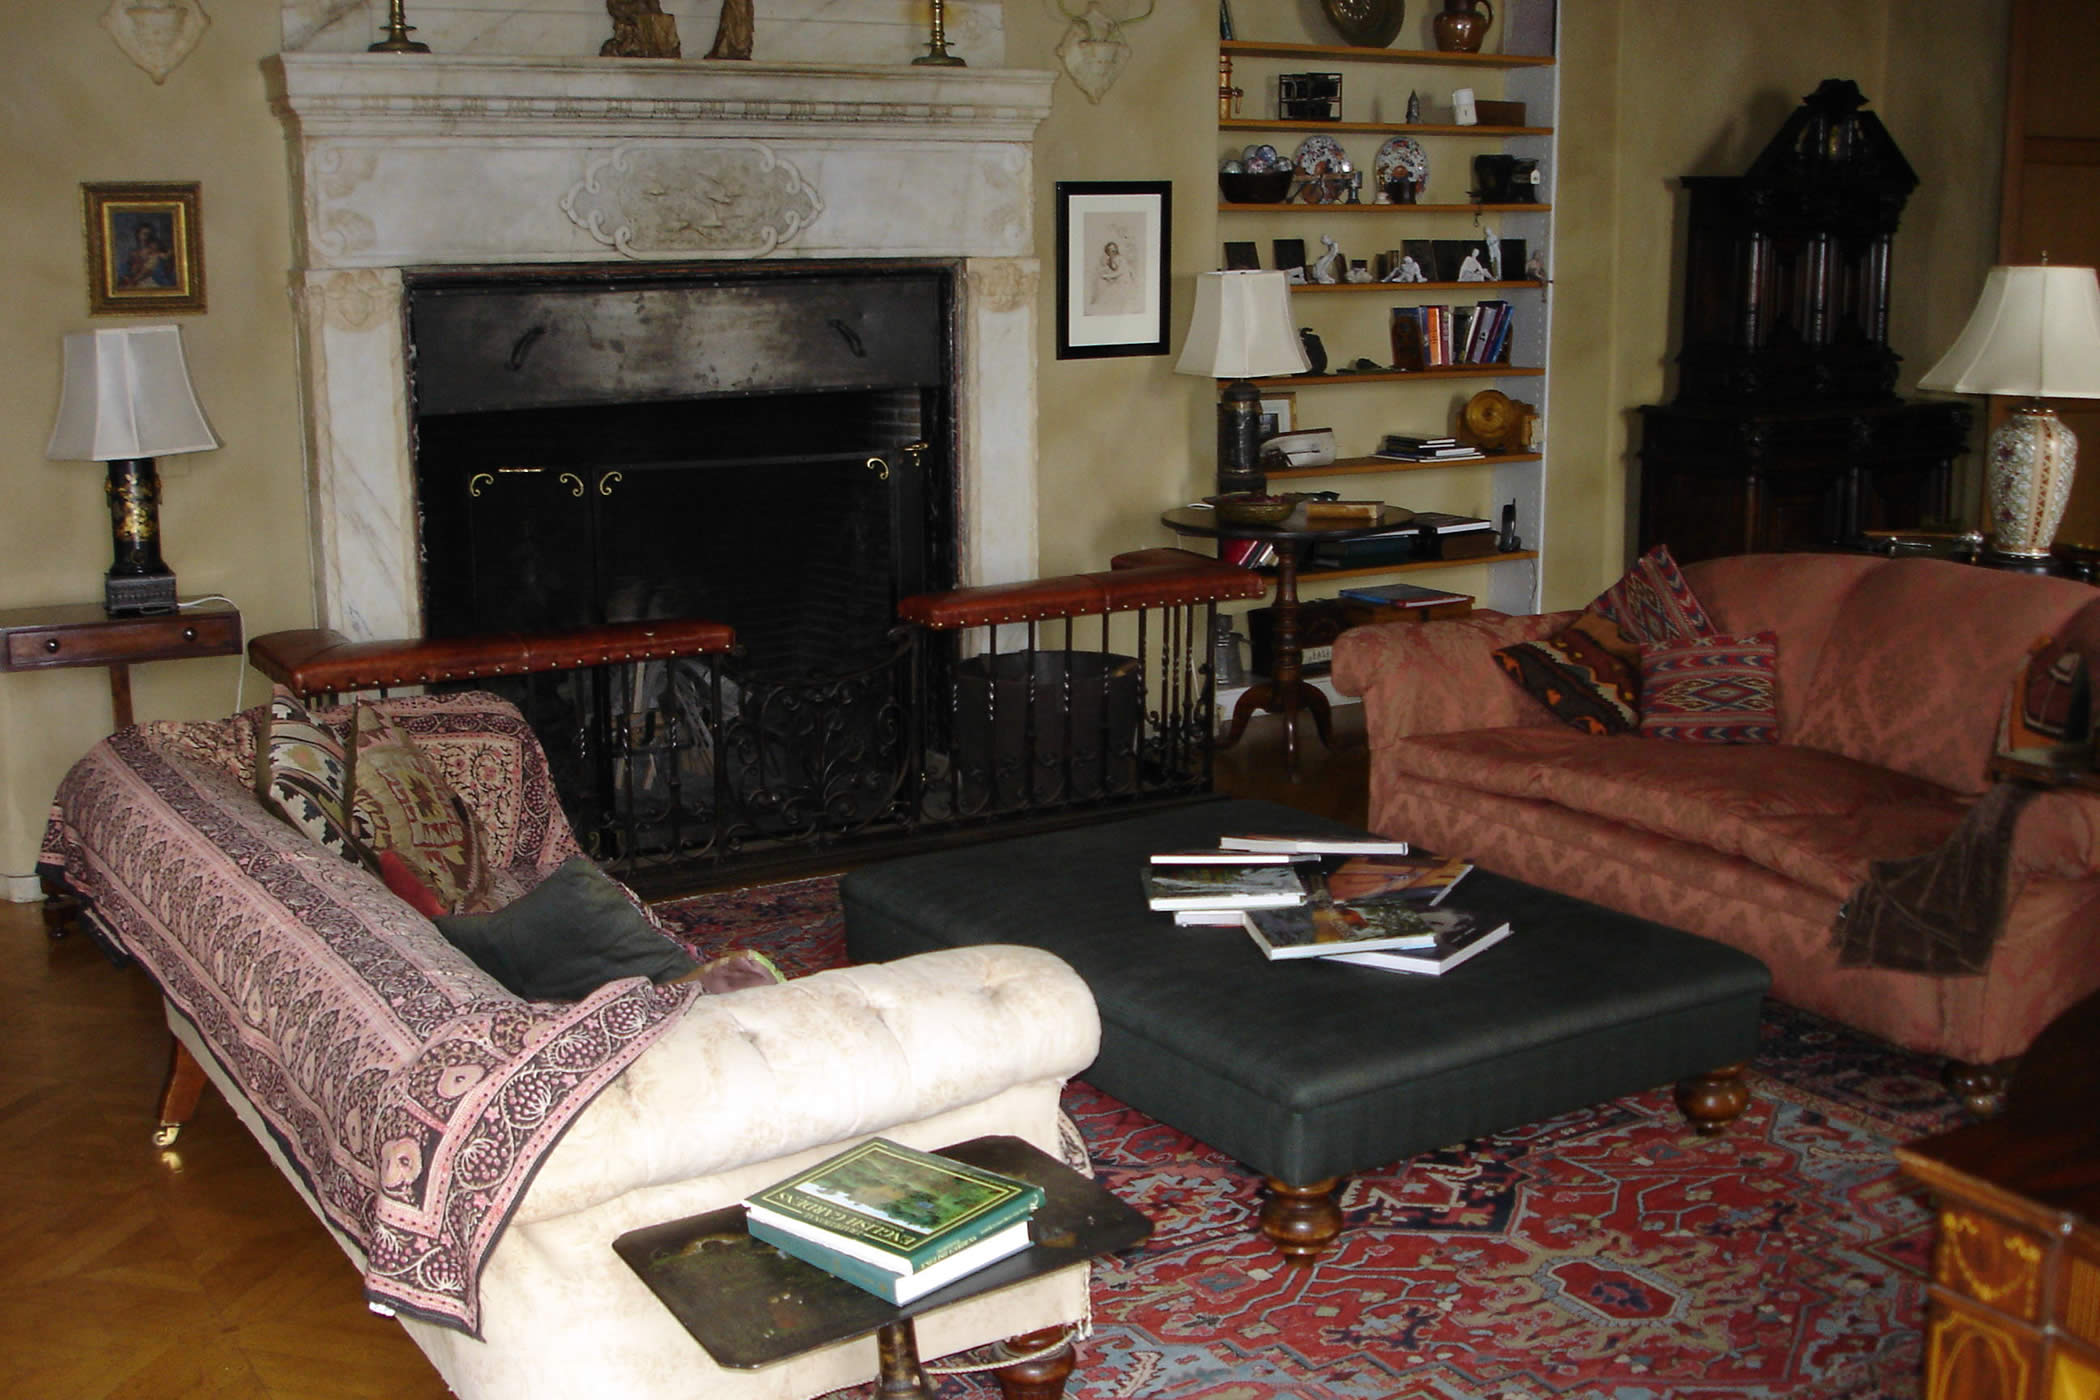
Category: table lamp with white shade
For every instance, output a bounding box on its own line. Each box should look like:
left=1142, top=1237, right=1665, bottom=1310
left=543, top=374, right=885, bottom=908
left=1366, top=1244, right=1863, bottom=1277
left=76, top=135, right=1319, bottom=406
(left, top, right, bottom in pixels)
left=1175, top=270, right=1310, bottom=496
left=46, top=324, right=219, bottom=616
left=1916, top=263, right=2100, bottom=560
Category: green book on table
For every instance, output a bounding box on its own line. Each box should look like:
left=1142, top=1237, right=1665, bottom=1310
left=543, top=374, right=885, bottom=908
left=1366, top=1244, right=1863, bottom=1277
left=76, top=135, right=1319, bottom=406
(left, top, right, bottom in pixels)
left=746, top=1214, right=1035, bottom=1305
left=741, top=1137, right=1044, bottom=1278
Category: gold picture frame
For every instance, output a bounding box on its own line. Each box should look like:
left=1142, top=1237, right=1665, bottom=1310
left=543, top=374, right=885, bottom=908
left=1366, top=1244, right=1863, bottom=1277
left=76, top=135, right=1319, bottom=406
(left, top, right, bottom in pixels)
left=83, top=181, right=205, bottom=315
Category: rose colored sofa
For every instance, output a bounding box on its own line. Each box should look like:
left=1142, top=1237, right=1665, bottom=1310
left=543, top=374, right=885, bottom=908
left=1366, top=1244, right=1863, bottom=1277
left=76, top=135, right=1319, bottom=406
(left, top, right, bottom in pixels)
left=41, top=691, right=1101, bottom=1400
left=1330, top=553, right=2100, bottom=1077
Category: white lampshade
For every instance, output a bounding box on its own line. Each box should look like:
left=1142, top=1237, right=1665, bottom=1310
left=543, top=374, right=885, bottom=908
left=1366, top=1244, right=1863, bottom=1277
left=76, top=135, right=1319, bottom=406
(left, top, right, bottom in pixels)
left=1917, top=264, right=2100, bottom=400
left=47, top=324, right=218, bottom=462
left=1175, top=270, right=1310, bottom=381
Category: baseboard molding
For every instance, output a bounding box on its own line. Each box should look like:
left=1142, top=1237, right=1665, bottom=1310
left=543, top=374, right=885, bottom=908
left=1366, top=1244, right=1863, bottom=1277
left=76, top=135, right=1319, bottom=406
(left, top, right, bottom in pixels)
left=5, top=874, right=45, bottom=903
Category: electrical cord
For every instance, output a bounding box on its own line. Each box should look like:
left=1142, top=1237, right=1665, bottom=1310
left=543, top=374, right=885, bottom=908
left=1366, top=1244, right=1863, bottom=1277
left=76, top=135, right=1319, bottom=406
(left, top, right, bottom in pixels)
left=178, top=594, right=248, bottom=714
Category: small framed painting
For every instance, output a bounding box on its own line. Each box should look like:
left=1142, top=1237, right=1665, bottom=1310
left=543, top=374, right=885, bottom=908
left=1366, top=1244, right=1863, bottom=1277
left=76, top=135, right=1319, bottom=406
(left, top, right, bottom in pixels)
left=83, top=181, right=205, bottom=315
left=1055, top=180, right=1171, bottom=359
left=1258, top=392, right=1295, bottom=439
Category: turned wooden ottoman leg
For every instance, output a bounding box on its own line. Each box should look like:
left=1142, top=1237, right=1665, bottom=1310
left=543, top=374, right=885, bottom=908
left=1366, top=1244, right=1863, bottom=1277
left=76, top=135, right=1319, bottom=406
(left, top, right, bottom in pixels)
left=154, top=1037, right=210, bottom=1148
left=1943, top=1059, right=2014, bottom=1118
left=993, top=1326, right=1076, bottom=1400
left=1674, top=1062, right=1751, bottom=1135
left=1259, top=1177, right=1343, bottom=1263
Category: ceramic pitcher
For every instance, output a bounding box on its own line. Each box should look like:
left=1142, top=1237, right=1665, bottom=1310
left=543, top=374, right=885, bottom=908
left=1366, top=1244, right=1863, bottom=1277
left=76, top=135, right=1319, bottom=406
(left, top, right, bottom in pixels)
left=1433, top=0, right=1493, bottom=52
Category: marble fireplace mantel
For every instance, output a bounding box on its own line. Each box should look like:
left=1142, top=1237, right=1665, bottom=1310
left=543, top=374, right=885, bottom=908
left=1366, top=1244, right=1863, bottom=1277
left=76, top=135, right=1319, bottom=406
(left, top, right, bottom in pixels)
left=266, top=52, right=1056, bottom=641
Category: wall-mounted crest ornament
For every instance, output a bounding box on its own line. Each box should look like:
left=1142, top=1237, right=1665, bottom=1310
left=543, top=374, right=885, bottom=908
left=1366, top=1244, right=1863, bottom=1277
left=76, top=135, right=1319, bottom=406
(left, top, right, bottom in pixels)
left=103, top=0, right=210, bottom=84
left=561, top=144, right=823, bottom=259
left=1053, top=0, right=1155, bottom=104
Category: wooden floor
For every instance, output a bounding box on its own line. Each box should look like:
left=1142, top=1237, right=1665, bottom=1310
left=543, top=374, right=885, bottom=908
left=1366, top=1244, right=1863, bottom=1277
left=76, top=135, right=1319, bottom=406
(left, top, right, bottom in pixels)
left=0, top=709, right=1366, bottom=1398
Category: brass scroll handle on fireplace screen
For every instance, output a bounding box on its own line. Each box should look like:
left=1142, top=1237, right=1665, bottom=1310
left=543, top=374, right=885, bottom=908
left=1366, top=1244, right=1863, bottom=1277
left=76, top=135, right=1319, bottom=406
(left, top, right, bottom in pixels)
left=866, top=456, right=890, bottom=482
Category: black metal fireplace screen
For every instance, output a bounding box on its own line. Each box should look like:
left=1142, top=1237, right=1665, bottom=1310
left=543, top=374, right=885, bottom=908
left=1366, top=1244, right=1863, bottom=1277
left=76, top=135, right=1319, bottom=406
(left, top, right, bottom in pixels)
left=455, top=564, right=1256, bottom=892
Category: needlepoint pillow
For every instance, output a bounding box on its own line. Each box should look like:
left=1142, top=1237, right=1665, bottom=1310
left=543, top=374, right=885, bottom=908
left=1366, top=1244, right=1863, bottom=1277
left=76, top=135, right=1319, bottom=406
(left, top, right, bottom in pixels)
left=435, top=856, right=701, bottom=1001
left=1492, top=545, right=1719, bottom=735
left=349, top=704, right=496, bottom=916
left=1637, top=632, right=1782, bottom=744
left=255, top=686, right=363, bottom=863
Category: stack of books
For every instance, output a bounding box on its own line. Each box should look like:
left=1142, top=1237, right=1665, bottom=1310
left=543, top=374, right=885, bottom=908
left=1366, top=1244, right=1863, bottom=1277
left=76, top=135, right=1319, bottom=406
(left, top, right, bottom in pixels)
left=1388, top=300, right=1515, bottom=371
left=1374, top=434, right=1485, bottom=463
left=1146, top=835, right=1511, bottom=976
left=741, top=1137, right=1044, bottom=1304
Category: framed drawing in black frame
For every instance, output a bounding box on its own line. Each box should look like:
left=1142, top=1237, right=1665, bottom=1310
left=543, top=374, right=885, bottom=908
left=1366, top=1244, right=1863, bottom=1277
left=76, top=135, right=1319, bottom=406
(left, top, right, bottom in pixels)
left=1055, top=181, right=1171, bottom=359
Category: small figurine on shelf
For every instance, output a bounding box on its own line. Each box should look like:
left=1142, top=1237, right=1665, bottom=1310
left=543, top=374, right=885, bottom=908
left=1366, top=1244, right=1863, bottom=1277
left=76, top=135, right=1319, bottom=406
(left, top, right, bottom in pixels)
left=1525, top=244, right=1549, bottom=284
left=1310, top=235, right=1345, bottom=284
left=1346, top=259, right=1375, bottom=284
left=1406, top=90, right=1422, bottom=124
left=1499, top=500, right=1523, bottom=553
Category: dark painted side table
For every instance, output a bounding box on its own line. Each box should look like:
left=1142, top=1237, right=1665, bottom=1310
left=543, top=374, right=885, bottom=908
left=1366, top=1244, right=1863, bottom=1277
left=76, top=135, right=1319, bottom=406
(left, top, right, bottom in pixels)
left=614, top=1135, right=1149, bottom=1400
left=1160, top=504, right=1417, bottom=782
left=0, top=599, right=242, bottom=728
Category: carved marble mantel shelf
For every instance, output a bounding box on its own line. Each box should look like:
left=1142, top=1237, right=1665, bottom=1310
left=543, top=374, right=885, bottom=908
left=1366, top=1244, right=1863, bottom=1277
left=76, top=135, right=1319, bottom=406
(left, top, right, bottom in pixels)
left=267, top=52, right=1056, bottom=640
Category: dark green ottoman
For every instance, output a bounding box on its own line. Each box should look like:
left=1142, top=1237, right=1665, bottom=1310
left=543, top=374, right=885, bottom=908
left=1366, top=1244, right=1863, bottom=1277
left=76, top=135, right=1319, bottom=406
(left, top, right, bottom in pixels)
left=842, top=799, right=1773, bottom=1260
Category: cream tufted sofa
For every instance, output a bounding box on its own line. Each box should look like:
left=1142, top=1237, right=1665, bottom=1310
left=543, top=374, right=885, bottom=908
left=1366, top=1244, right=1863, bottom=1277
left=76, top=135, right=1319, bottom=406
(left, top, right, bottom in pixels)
left=43, top=691, right=1102, bottom=1399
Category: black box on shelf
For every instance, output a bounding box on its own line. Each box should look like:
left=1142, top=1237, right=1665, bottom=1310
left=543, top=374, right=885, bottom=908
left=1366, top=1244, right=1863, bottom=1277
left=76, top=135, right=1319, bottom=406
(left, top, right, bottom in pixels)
left=1277, top=72, right=1343, bottom=122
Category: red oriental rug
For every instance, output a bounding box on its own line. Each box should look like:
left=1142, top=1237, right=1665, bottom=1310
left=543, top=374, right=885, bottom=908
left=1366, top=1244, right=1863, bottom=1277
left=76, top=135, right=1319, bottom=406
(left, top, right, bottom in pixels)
left=655, top=878, right=1963, bottom=1400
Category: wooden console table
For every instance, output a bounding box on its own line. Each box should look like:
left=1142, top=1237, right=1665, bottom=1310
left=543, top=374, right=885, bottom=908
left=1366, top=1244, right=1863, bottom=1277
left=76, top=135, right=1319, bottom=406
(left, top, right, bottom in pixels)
left=1896, top=989, right=2100, bottom=1400
left=0, top=599, right=242, bottom=728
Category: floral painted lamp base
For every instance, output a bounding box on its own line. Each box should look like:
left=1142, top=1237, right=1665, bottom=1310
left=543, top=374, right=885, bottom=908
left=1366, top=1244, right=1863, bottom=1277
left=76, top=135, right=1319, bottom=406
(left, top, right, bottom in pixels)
left=1987, top=403, right=2080, bottom=558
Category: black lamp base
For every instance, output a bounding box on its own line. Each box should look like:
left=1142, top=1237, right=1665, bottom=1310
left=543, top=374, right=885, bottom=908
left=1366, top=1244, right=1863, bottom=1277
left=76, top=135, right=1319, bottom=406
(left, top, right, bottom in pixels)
left=106, top=571, right=179, bottom=617
left=1216, top=379, right=1267, bottom=496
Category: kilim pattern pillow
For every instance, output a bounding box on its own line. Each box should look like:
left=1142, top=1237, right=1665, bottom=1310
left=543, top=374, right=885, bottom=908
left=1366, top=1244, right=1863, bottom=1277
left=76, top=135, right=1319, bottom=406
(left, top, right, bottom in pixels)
left=1492, top=615, right=1643, bottom=734
left=1493, top=544, right=1718, bottom=734
left=349, top=704, right=497, bottom=915
left=255, top=686, right=363, bottom=863
left=1638, top=631, right=1781, bottom=744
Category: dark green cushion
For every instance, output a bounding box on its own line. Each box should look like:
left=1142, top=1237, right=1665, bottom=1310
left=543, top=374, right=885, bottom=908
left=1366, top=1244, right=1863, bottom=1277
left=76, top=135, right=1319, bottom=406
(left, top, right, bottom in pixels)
left=435, top=856, right=698, bottom=1001
left=843, top=799, right=1773, bottom=1184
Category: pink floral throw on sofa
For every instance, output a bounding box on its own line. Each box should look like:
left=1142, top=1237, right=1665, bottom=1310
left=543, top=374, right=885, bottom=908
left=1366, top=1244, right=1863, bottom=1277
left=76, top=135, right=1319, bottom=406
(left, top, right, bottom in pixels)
left=41, top=695, right=698, bottom=1336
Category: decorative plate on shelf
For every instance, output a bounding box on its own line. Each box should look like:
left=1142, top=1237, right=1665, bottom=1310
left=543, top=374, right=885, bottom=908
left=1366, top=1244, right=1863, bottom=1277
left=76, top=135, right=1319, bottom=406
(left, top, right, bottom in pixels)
left=1375, top=137, right=1429, bottom=190
left=1294, top=135, right=1349, bottom=178
left=1320, top=0, right=1406, bottom=48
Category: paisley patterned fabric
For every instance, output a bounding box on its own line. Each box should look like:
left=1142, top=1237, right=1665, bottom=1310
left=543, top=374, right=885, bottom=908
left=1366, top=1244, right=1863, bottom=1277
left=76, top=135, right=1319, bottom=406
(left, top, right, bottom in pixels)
left=40, top=694, right=696, bottom=1335
left=1638, top=631, right=1781, bottom=743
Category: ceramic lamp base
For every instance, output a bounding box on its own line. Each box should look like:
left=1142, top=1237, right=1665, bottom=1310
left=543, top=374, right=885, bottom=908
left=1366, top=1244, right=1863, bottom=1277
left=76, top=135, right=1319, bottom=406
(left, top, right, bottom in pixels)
left=1987, top=403, right=2079, bottom=558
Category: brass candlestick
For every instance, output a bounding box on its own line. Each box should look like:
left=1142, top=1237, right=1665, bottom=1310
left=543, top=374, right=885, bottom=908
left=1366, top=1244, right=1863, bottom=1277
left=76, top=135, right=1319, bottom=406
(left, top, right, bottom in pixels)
left=913, top=0, right=967, bottom=66
left=370, top=0, right=430, bottom=52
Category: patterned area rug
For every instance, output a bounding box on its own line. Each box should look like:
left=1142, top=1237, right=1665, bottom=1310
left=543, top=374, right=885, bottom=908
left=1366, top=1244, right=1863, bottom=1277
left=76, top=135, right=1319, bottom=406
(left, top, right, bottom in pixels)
left=655, top=879, right=1961, bottom=1400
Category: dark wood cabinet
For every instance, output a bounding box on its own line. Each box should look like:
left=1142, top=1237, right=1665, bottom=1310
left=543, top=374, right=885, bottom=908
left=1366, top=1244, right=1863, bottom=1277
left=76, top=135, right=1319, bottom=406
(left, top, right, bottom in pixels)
left=1638, top=80, right=1970, bottom=562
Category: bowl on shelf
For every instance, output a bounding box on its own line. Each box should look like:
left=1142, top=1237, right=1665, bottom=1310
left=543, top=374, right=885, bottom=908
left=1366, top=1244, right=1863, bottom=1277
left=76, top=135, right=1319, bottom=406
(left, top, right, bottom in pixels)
left=1219, top=170, right=1294, bottom=204
left=1206, top=492, right=1299, bottom=525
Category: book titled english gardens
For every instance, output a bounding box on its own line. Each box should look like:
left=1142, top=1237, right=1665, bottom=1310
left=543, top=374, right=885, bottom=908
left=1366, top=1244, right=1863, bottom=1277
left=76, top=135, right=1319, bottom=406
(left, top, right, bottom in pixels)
left=741, top=1137, right=1043, bottom=1279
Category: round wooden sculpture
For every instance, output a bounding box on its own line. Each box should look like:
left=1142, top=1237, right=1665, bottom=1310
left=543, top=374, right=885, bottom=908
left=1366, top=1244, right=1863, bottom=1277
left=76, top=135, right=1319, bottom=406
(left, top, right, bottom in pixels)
left=1461, top=389, right=1523, bottom=452
left=1320, top=0, right=1406, bottom=48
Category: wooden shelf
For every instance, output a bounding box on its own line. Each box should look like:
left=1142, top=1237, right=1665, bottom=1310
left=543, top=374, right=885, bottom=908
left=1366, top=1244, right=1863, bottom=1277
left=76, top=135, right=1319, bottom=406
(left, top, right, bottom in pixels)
left=1221, top=201, right=1551, bottom=214
left=1289, top=279, right=1543, bottom=294
left=1222, top=118, right=1552, bottom=137
left=1291, top=549, right=1540, bottom=583
left=1222, top=40, right=1554, bottom=69
left=1266, top=452, right=1542, bottom=480
left=1246, top=365, right=1543, bottom=387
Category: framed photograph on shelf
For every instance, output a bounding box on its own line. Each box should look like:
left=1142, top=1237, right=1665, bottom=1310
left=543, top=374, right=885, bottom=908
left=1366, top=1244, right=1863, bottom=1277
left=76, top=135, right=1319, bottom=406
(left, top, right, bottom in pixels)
left=1056, top=181, right=1171, bottom=359
left=1257, top=392, right=1296, bottom=440
left=82, top=181, right=204, bottom=315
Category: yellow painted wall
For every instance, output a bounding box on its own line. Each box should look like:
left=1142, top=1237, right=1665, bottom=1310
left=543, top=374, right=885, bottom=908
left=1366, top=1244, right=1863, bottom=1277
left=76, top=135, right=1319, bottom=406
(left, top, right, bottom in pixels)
left=0, top=0, right=2011, bottom=883
left=1, top=0, right=306, bottom=889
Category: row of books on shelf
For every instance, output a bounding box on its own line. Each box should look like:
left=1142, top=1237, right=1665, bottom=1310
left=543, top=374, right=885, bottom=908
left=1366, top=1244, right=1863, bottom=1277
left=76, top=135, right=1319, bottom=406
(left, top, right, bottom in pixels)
left=1389, top=300, right=1514, bottom=371
left=1142, top=834, right=1513, bottom=977
left=741, top=1137, right=1044, bottom=1304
